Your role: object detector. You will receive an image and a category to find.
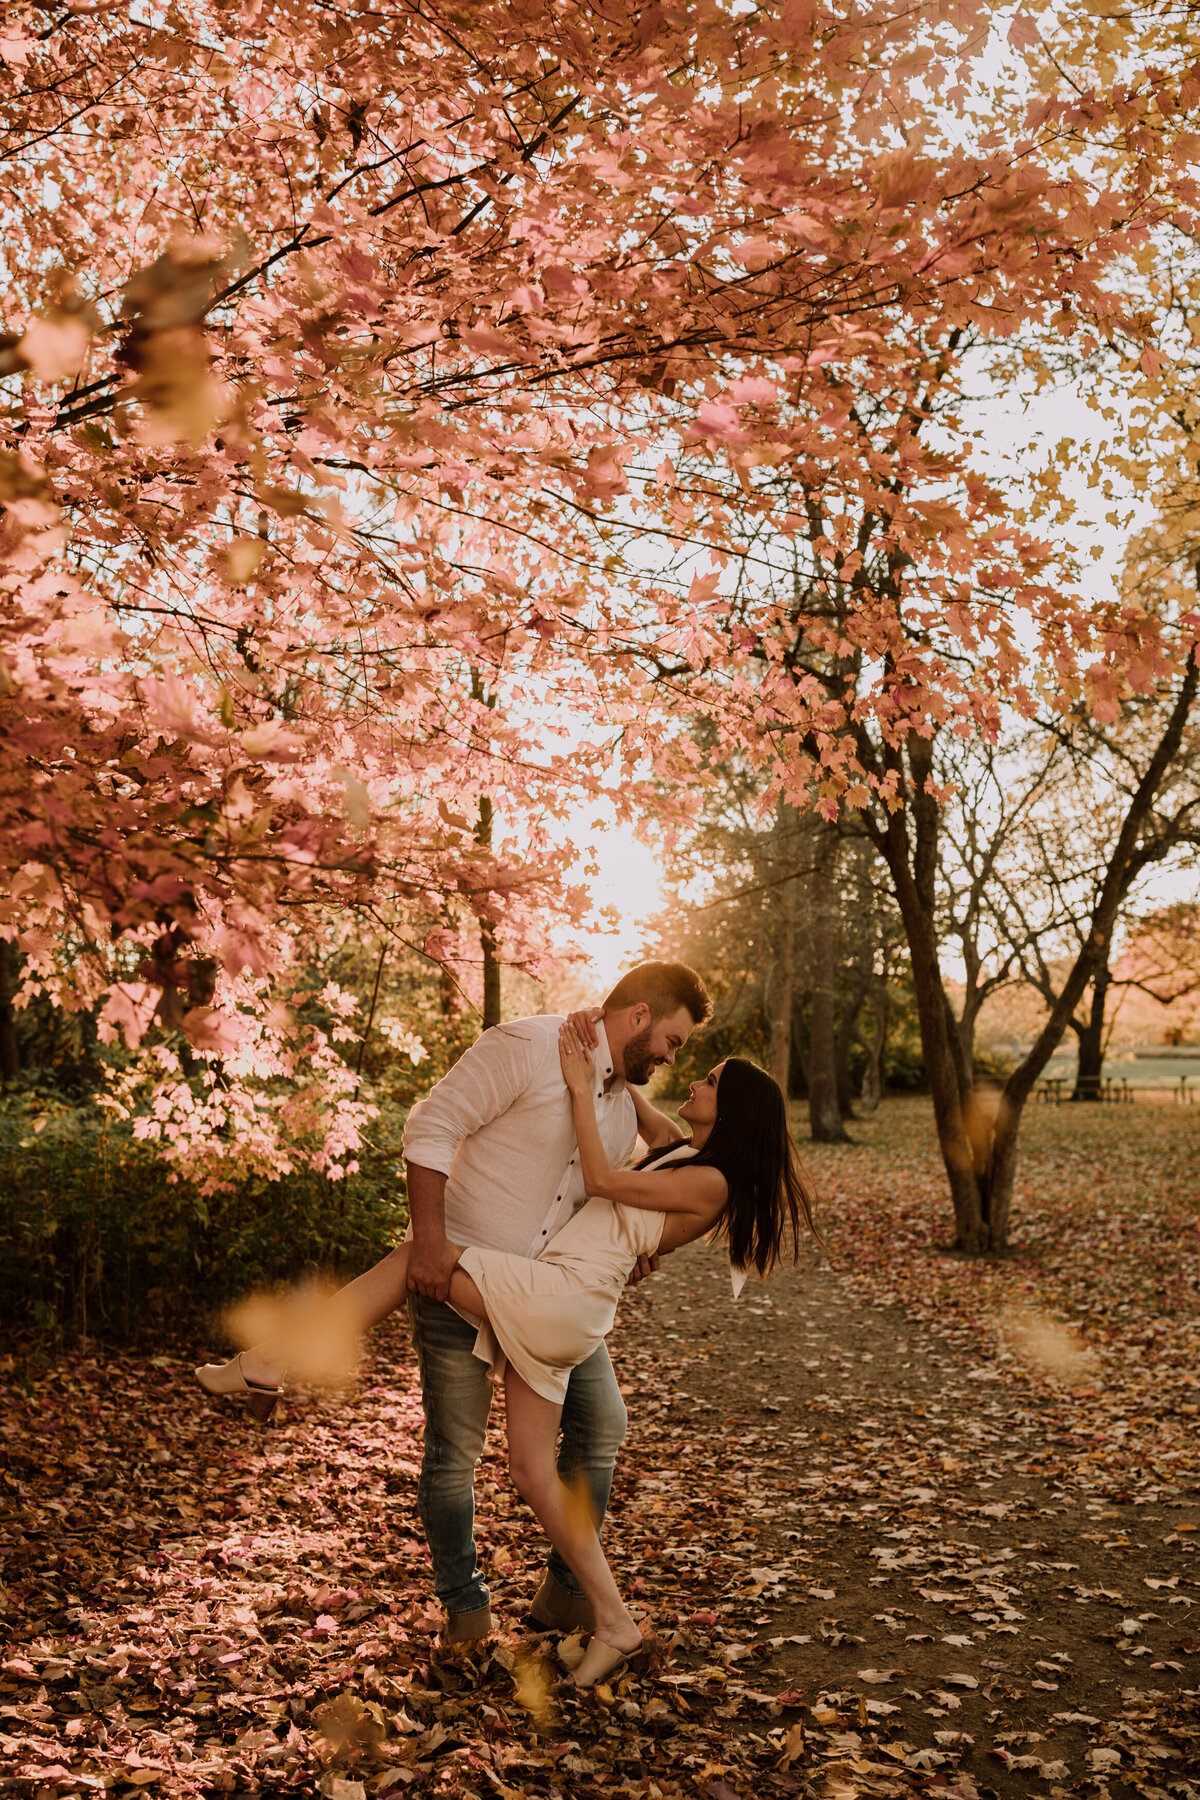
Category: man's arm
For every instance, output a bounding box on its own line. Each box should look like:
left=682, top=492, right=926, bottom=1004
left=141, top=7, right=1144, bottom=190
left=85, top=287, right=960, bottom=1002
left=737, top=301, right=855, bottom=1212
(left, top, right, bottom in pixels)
left=401, top=1023, right=542, bottom=1300
left=630, top=1083, right=686, bottom=1151
left=404, top=1161, right=460, bottom=1301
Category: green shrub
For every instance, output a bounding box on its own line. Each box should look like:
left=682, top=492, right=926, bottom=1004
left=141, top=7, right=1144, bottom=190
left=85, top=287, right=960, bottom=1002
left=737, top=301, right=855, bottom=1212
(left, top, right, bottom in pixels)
left=0, top=1088, right=409, bottom=1344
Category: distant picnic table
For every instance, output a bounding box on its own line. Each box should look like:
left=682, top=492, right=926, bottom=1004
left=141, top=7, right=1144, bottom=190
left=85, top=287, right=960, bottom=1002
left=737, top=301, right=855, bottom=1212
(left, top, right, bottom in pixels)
left=1035, top=1072, right=1194, bottom=1103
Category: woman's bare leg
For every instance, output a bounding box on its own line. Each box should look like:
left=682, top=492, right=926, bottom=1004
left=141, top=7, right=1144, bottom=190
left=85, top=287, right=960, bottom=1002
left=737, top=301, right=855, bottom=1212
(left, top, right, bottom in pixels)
left=235, top=1244, right=487, bottom=1390
left=504, top=1369, right=641, bottom=1665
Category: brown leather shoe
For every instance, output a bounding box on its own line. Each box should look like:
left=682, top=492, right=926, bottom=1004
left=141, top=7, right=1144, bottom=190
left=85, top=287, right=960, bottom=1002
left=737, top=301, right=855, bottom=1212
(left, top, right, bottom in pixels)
left=440, top=1603, right=493, bottom=1646
left=527, top=1571, right=595, bottom=1633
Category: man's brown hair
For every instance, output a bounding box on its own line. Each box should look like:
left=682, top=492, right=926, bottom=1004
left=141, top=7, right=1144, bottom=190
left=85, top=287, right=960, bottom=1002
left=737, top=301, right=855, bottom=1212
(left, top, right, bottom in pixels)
left=602, top=960, right=712, bottom=1026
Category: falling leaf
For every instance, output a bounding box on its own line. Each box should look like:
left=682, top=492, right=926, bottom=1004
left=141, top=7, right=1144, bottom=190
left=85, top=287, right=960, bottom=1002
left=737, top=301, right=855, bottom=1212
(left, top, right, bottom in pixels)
left=223, top=539, right=265, bottom=582
left=129, top=326, right=230, bottom=446
left=225, top=1278, right=362, bottom=1386
left=16, top=312, right=91, bottom=382
left=1002, top=1306, right=1100, bottom=1388
left=512, top=1646, right=557, bottom=1728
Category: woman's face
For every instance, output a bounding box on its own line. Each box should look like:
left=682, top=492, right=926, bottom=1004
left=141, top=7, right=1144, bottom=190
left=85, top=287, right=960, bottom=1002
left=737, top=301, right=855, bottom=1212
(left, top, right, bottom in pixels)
left=678, top=1062, right=725, bottom=1129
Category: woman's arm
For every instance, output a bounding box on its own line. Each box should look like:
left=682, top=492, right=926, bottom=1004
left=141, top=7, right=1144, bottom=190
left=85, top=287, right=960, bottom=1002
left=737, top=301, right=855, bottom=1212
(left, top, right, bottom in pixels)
left=562, top=1010, right=683, bottom=1149
left=629, top=1082, right=686, bottom=1152
left=559, top=1025, right=725, bottom=1217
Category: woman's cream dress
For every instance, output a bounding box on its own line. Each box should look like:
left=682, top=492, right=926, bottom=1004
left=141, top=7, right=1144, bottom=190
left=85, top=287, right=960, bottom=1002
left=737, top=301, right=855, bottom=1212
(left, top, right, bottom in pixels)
left=457, top=1144, right=697, bottom=1403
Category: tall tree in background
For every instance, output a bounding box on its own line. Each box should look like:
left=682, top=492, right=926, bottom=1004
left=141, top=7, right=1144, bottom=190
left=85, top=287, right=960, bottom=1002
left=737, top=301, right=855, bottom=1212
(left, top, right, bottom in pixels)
left=988, top=622, right=1200, bottom=1101
left=805, top=811, right=848, bottom=1141
left=641, top=761, right=907, bottom=1119
left=586, top=4, right=1200, bottom=1248
left=766, top=800, right=797, bottom=1100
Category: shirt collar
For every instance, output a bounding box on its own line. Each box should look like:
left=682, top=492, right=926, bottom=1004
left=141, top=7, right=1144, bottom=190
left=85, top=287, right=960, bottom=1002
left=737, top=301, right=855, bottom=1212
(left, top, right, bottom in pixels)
left=592, top=1018, right=622, bottom=1092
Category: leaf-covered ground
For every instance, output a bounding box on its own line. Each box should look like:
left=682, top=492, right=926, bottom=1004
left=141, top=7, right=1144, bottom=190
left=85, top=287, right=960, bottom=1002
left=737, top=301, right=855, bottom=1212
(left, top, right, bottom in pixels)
left=1, top=1097, right=1197, bottom=1800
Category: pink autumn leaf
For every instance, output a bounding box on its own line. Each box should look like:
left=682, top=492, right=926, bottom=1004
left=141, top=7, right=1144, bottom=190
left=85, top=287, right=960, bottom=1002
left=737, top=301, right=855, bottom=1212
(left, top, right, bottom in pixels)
left=97, top=983, right=160, bottom=1049
left=728, top=376, right=777, bottom=405
left=695, top=401, right=739, bottom=435
left=687, top=568, right=721, bottom=608
left=181, top=1007, right=247, bottom=1056
left=1008, top=13, right=1042, bottom=50
left=141, top=671, right=209, bottom=741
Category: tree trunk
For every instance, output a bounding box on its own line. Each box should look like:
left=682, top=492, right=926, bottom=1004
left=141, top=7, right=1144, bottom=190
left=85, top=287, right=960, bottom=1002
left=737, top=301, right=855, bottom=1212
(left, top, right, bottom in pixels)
left=808, top=815, right=848, bottom=1142
left=869, top=733, right=989, bottom=1249
left=892, top=872, right=989, bottom=1249
left=0, top=939, right=18, bottom=1081
left=956, top=992, right=979, bottom=1083
left=1071, top=963, right=1109, bottom=1101
left=834, top=975, right=868, bottom=1118
left=859, top=971, right=888, bottom=1113
left=470, top=671, right=502, bottom=1031
left=480, top=919, right=501, bottom=1030
left=863, top=652, right=1198, bottom=1254
left=980, top=1090, right=1025, bottom=1253
left=768, top=802, right=796, bottom=1096
left=475, top=795, right=502, bottom=1029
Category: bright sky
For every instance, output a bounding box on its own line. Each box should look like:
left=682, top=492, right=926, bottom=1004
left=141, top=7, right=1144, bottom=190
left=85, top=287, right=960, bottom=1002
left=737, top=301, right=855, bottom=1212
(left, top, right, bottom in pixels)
left=559, top=813, right=667, bottom=992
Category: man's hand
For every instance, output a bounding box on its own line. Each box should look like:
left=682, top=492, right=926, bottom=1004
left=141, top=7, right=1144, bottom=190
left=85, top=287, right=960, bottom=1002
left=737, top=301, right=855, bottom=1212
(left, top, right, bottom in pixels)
left=406, top=1234, right=460, bottom=1303
left=626, top=1251, right=661, bottom=1286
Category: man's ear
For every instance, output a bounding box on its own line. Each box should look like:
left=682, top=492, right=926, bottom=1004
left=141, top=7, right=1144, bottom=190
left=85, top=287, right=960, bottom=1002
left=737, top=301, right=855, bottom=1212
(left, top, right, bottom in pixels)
left=629, top=1002, right=651, bottom=1031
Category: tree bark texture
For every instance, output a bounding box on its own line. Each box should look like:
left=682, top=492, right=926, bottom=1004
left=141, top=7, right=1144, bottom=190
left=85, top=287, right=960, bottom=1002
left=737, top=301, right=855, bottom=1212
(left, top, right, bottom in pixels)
left=476, top=795, right=502, bottom=1029
left=1071, top=963, right=1110, bottom=1101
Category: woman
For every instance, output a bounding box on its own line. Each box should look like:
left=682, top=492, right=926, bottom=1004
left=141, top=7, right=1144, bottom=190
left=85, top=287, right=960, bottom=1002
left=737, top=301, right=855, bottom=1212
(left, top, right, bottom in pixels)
left=197, top=1024, right=818, bottom=1685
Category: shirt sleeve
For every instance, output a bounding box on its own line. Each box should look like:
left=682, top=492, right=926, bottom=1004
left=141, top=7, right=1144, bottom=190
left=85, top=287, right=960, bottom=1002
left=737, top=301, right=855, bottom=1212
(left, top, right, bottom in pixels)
left=402, top=1023, right=544, bottom=1176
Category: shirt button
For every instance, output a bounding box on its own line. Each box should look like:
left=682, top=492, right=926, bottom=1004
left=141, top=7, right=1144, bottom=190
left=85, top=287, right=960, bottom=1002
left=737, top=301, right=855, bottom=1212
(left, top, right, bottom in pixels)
left=541, top=1230, right=547, bottom=1236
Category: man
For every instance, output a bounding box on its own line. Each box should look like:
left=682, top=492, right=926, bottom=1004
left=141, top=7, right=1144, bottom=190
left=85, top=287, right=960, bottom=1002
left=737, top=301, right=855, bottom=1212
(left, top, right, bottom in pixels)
left=401, top=959, right=712, bottom=1643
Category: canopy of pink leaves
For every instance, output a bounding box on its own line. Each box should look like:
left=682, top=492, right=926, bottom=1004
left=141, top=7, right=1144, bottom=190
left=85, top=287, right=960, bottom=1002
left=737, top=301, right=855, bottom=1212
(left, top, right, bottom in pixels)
left=2, top=0, right=1198, bottom=1175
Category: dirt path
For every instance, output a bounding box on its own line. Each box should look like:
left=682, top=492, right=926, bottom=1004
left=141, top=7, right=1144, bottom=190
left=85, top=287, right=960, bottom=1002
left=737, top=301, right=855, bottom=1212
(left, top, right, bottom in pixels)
left=608, top=1226, right=1200, bottom=1798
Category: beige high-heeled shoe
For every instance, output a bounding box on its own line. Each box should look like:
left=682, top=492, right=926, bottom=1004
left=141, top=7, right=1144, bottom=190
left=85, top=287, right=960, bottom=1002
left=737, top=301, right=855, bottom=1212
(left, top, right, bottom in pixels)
left=571, top=1630, right=643, bottom=1687
left=194, top=1353, right=284, bottom=1424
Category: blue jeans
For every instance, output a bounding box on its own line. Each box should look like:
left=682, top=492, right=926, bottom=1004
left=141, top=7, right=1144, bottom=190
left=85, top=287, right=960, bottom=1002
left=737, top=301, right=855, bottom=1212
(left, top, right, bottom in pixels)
left=407, top=1293, right=628, bottom=1616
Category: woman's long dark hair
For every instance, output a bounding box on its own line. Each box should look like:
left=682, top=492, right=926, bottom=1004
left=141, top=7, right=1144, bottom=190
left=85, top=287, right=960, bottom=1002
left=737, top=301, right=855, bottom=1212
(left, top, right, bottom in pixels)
left=641, top=1058, right=820, bottom=1277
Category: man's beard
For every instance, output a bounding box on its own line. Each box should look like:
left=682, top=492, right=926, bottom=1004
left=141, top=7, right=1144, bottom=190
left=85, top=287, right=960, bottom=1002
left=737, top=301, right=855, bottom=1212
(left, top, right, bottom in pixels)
left=622, top=1026, right=657, bottom=1085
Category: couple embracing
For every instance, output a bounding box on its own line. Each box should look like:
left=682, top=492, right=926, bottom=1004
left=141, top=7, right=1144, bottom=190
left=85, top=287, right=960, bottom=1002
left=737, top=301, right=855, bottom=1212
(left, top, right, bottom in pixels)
left=198, top=961, right=817, bottom=1687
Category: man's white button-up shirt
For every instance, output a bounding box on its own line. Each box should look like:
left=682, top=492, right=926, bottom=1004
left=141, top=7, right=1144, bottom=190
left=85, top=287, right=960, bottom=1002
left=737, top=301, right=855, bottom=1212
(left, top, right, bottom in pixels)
left=402, top=1016, right=638, bottom=1259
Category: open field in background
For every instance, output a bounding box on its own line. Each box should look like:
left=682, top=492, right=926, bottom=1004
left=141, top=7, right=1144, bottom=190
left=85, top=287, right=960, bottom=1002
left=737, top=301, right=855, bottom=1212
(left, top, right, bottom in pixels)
left=1036, top=1051, right=1200, bottom=1095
